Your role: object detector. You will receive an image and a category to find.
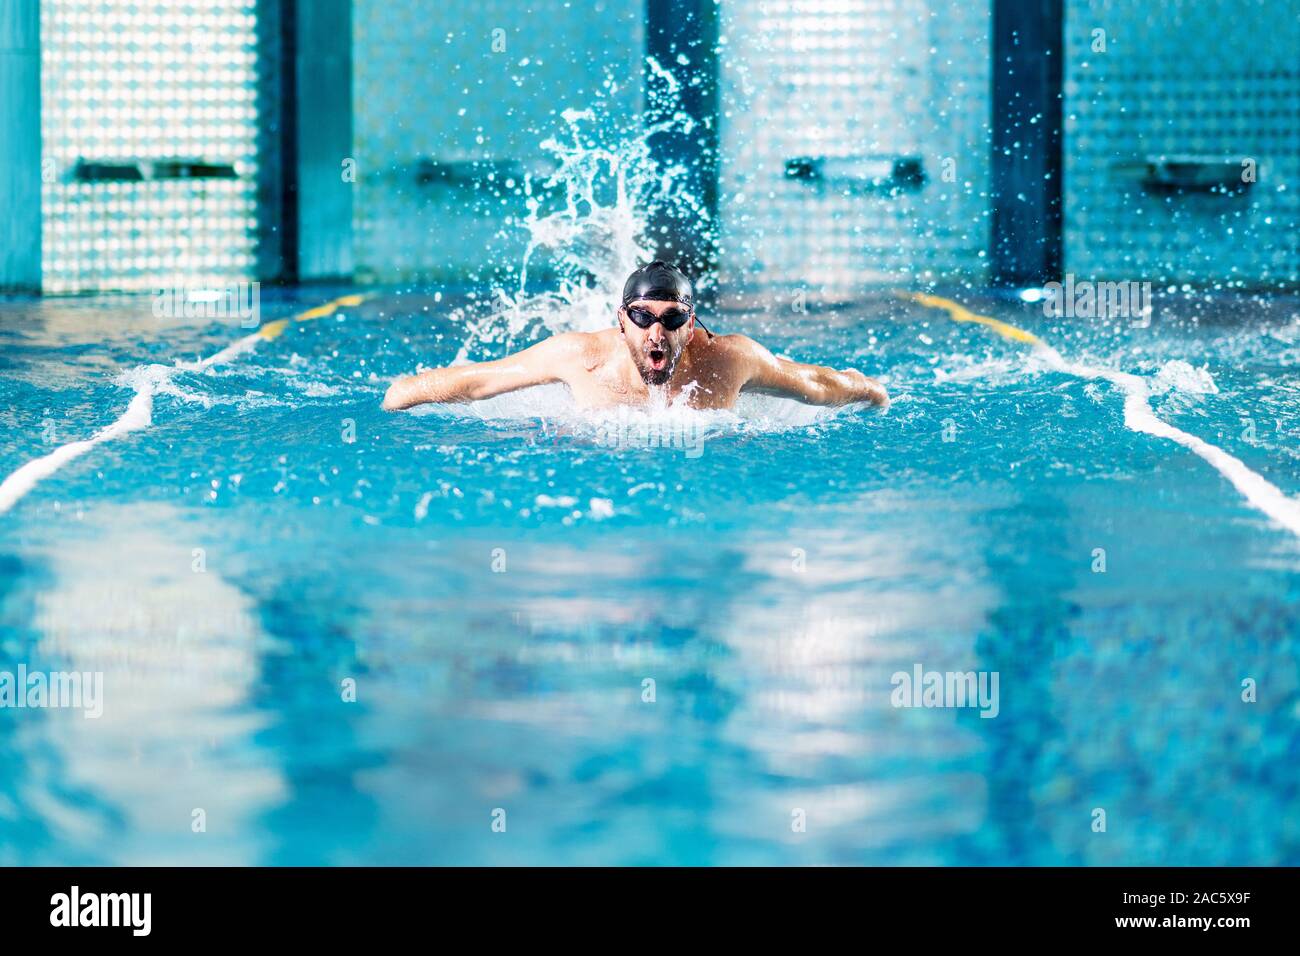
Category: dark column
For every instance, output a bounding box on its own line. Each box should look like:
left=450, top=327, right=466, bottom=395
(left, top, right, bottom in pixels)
left=0, top=0, right=41, bottom=293
left=259, top=0, right=353, bottom=283
left=645, top=0, right=719, bottom=280
left=990, top=0, right=1063, bottom=287
left=293, top=0, right=353, bottom=280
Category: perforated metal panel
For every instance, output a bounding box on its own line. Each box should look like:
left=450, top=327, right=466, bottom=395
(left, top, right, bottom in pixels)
left=1063, top=0, right=1300, bottom=286
left=40, top=0, right=263, bottom=294
left=717, top=0, right=993, bottom=293
left=351, top=0, right=644, bottom=284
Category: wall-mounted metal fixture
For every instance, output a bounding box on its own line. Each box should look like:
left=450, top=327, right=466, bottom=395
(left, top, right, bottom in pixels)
left=152, top=160, right=238, bottom=180
left=1113, top=156, right=1256, bottom=196
left=784, top=155, right=926, bottom=194
left=71, top=158, right=238, bottom=182
left=783, top=157, right=818, bottom=182
left=416, top=158, right=522, bottom=187
left=414, top=158, right=566, bottom=203
left=71, top=160, right=144, bottom=182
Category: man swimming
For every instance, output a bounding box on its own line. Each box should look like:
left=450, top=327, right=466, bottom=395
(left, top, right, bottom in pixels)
left=382, top=260, right=889, bottom=412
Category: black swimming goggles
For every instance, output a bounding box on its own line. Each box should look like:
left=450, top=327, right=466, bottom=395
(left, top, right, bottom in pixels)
left=623, top=304, right=694, bottom=331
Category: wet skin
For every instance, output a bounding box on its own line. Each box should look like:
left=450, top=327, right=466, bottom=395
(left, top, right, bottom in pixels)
left=382, top=299, right=889, bottom=412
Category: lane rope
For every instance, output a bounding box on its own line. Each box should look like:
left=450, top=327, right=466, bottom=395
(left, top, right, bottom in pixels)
left=907, top=292, right=1300, bottom=539
left=909, top=291, right=1042, bottom=345
left=0, top=293, right=368, bottom=516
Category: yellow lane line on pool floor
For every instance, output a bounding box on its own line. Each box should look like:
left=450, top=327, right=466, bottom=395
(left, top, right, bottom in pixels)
left=905, top=291, right=1042, bottom=346
left=257, top=292, right=370, bottom=341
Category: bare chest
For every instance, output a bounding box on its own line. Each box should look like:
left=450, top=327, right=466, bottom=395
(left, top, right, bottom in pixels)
left=567, top=355, right=742, bottom=410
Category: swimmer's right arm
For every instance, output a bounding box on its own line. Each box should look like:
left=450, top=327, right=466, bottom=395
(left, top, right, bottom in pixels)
left=382, top=333, right=582, bottom=410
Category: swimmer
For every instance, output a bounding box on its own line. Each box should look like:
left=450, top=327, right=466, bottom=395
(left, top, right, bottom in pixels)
left=382, top=260, right=889, bottom=412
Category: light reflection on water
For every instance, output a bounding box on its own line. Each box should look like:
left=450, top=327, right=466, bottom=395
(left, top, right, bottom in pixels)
left=2, top=289, right=1300, bottom=864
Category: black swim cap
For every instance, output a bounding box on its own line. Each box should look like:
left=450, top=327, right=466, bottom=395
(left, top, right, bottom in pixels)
left=621, top=260, right=693, bottom=308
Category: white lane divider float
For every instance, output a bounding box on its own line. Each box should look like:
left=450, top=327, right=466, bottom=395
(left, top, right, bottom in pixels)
left=909, top=292, right=1300, bottom=540
left=0, top=294, right=367, bottom=515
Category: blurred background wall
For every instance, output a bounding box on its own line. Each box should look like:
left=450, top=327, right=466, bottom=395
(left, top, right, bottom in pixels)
left=717, top=0, right=993, bottom=294
left=350, top=0, right=645, bottom=285
left=38, top=0, right=263, bottom=294
left=8, top=0, right=1299, bottom=296
left=1063, top=0, right=1300, bottom=288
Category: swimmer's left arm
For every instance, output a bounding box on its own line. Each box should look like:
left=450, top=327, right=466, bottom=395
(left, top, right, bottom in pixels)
left=734, top=336, right=889, bottom=408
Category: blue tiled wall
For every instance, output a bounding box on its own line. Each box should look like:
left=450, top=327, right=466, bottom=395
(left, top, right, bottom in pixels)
left=1063, top=0, right=1300, bottom=286
left=716, top=0, right=994, bottom=294
left=351, top=0, right=645, bottom=284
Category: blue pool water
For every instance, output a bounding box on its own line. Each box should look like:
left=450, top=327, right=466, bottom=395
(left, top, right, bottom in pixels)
left=2, top=286, right=1299, bottom=865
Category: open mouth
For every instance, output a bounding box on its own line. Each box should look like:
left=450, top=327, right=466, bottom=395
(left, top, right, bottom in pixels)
left=647, top=346, right=668, bottom=371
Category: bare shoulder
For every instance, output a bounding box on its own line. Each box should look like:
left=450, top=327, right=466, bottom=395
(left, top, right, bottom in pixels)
left=699, top=332, right=777, bottom=369
left=570, top=328, right=622, bottom=370
left=529, top=330, right=612, bottom=371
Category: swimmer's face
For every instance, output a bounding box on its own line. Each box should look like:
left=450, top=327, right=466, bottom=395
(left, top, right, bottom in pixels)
left=618, top=299, right=695, bottom=386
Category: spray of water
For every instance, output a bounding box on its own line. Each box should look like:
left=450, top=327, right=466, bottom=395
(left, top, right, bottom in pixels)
left=430, top=60, right=846, bottom=436
left=452, top=58, right=705, bottom=363
left=0, top=62, right=847, bottom=517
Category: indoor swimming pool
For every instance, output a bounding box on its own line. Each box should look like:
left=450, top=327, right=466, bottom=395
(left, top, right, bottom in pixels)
left=2, top=282, right=1298, bottom=865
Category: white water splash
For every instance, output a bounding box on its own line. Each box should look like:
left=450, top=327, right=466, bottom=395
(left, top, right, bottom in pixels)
left=427, top=61, right=851, bottom=436
left=453, top=58, right=707, bottom=363
left=1148, top=358, right=1219, bottom=397
left=414, top=378, right=847, bottom=440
